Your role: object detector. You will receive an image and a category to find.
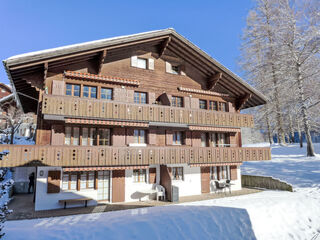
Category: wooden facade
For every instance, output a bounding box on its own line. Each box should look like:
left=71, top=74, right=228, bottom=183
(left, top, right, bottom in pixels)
left=2, top=29, right=271, bottom=170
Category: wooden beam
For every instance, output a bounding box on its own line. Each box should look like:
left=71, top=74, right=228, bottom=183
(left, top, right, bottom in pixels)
left=158, top=37, right=171, bottom=58
left=44, top=62, right=48, bottom=82
left=207, top=72, right=222, bottom=90
left=97, top=49, right=107, bottom=74
left=236, top=93, right=252, bottom=111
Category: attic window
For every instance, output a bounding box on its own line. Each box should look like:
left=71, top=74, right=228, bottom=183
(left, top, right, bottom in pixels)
left=171, top=65, right=180, bottom=74
left=137, top=58, right=147, bottom=69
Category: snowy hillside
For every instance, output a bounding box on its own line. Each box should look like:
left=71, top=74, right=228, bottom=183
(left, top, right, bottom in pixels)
left=4, top=144, right=320, bottom=240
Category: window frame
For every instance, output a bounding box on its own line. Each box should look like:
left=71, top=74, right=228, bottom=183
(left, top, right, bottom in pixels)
left=133, top=169, right=147, bottom=183
left=134, top=91, right=147, bottom=104
left=100, top=87, right=113, bottom=100
left=172, top=167, right=184, bottom=181
left=199, top=99, right=207, bottom=109
left=66, top=84, right=81, bottom=97
left=136, top=57, right=148, bottom=69
left=64, top=126, right=110, bottom=146
left=171, top=96, right=183, bottom=108
left=173, top=131, right=183, bottom=145
left=83, top=85, right=97, bottom=99
left=133, top=129, right=146, bottom=144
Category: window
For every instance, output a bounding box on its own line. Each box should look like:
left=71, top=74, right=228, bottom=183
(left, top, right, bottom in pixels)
left=210, top=166, right=230, bottom=180
left=66, top=84, right=80, bottom=97
left=65, top=127, right=71, bottom=145
left=172, top=167, right=183, bottom=180
left=72, top=127, right=80, bottom=146
left=173, top=131, right=183, bottom=145
left=62, top=171, right=95, bottom=191
left=217, top=133, right=228, bottom=147
left=133, top=129, right=146, bottom=144
left=209, top=101, right=218, bottom=111
left=133, top=169, right=146, bottom=183
left=99, top=129, right=110, bottom=146
left=219, top=102, right=227, bottom=112
left=65, top=127, right=107, bottom=146
left=80, top=172, right=95, bottom=190
left=83, top=86, right=97, bottom=99
left=171, top=96, right=183, bottom=107
left=210, top=166, right=218, bottom=180
left=210, top=133, right=217, bottom=147
left=137, top=58, right=147, bottom=69
left=199, top=100, right=207, bottom=109
left=134, top=92, right=147, bottom=104
left=201, top=133, right=208, bottom=147
left=101, top=88, right=113, bottom=100
left=171, top=65, right=180, bottom=74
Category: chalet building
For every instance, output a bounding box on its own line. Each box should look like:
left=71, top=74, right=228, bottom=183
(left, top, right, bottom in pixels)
left=1, top=29, right=271, bottom=211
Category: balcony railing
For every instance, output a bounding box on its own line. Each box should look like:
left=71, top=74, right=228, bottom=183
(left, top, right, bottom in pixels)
left=0, top=145, right=271, bottom=167
left=42, top=94, right=254, bottom=128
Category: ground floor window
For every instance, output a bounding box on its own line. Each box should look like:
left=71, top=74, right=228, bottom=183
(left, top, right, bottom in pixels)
left=62, top=171, right=95, bottom=191
left=133, top=169, right=146, bottom=183
left=172, top=167, right=184, bottom=180
left=210, top=166, right=230, bottom=180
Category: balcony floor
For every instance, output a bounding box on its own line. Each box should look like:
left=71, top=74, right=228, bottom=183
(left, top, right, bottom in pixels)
left=7, top=188, right=261, bottom=221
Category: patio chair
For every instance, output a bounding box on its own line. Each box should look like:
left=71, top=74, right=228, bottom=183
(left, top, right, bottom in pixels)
left=215, top=181, right=226, bottom=194
left=154, top=184, right=166, bottom=201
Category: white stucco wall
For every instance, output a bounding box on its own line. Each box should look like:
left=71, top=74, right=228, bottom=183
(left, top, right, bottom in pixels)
left=169, top=164, right=202, bottom=197
left=35, top=167, right=98, bottom=211
left=125, top=165, right=159, bottom=202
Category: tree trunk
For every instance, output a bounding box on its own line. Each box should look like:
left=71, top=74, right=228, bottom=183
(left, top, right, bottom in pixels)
left=265, top=105, right=273, bottom=145
left=297, top=121, right=303, bottom=148
left=296, top=64, right=315, bottom=156
left=10, top=125, right=14, bottom=144
left=289, top=115, right=295, bottom=143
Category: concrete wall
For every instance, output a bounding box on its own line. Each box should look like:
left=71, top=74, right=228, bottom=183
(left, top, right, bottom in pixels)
left=35, top=167, right=98, bottom=211
left=169, top=164, right=202, bottom=197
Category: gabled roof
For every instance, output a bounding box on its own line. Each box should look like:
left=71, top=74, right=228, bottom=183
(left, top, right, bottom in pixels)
left=3, top=28, right=267, bottom=112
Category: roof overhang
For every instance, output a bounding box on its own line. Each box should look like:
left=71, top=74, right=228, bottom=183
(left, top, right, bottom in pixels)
left=3, top=28, right=267, bottom=112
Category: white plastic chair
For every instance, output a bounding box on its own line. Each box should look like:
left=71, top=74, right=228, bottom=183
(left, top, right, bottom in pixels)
left=155, top=184, right=166, bottom=201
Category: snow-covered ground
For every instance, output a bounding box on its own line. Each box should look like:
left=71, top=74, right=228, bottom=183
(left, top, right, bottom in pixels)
left=4, top=143, right=320, bottom=240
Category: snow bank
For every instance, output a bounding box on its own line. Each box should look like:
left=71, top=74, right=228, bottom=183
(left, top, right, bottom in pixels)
left=5, top=205, right=256, bottom=240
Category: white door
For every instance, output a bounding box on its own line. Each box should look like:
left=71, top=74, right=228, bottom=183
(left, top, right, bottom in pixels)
left=97, top=171, right=110, bottom=201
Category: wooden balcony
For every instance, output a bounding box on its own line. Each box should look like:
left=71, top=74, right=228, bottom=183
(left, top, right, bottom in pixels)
left=42, top=94, right=254, bottom=128
left=0, top=145, right=271, bottom=168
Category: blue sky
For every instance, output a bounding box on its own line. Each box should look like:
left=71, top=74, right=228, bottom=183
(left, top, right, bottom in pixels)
left=0, top=0, right=254, bottom=85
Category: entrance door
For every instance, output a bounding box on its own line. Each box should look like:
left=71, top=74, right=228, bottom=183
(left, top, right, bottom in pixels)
left=201, top=167, right=210, bottom=193
left=97, top=171, right=110, bottom=201
left=112, top=170, right=125, bottom=203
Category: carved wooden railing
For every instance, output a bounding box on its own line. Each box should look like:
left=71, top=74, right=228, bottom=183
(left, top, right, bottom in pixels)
left=0, top=145, right=271, bottom=167
left=42, top=94, right=254, bottom=128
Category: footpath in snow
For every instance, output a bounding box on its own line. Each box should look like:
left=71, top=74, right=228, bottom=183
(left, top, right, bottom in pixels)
left=4, top=143, right=320, bottom=240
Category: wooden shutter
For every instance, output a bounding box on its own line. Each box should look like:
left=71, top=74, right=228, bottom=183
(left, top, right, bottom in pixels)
left=51, top=125, right=64, bottom=146
left=185, top=131, right=192, bottom=146
left=165, top=62, right=172, bottom=73
left=47, top=170, right=61, bottom=193
left=126, top=90, right=135, bottom=103
left=112, top=170, right=125, bottom=203
left=184, top=96, right=191, bottom=108
left=52, top=80, right=65, bottom=95
left=126, top=128, right=134, bottom=145
left=149, top=168, right=156, bottom=184
left=148, top=92, right=156, bottom=104
left=217, top=167, right=221, bottom=180
left=201, top=167, right=210, bottom=193
left=230, top=166, right=238, bottom=180
left=166, top=130, right=173, bottom=145
left=113, top=88, right=126, bottom=101
left=148, top=129, right=157, bottom=145
left=148, top=59, right=154, bottom=70
left=191, top=98, right=199, bottom=109
left=131, top=56, right=138, bottom=67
